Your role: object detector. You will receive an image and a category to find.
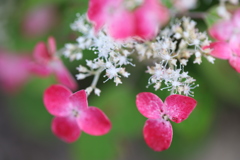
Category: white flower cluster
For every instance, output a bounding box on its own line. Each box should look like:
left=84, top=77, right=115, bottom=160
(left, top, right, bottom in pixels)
left=63, top=14, right=213, bottom=97
left=147, top=63, right=198, bottom=96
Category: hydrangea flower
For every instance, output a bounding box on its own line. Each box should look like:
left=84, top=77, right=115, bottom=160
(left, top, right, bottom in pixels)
left=208, top=9, right=240, bottom=42
left=43, top=84, right=111, bottom=142
left=87, top=0, right=169, bottom=40
left=30, top=37, right=78, bottom=91
left=204, top=41, right=240, bottom=73
left=136, top=92, right=197, bottom=151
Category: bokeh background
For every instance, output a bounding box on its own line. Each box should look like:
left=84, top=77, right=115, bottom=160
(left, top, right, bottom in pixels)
left=1, top=0, right=240, bottom=159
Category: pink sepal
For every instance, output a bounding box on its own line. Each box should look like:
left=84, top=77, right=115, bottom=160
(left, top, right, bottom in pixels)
left=48, top=36, right=56, bottom=55
left=143, top=119, right=172, bottom=151
left=33, top=42, right=51, bottom=64
left=229, top=34, right=240, bottom=56
left=53, top=61, right=78, bottom=91
left=51, top=117, right=81, bottom=143
left=207, top=42, right=232, bottom=60
left=229, top=56, right=240, bottom=73
left=208, top=20, right=233, bottom=41
left=165, top=94, right=197, bottom=123
left=69, top=90, right=88, bottom=110
left=78, top=107, right=111, bottom=136
left=43, top=84, right=72, bottom=117
left=136, top=92, right=164, bottom=119
left=232, top=9, right=240, bottom=28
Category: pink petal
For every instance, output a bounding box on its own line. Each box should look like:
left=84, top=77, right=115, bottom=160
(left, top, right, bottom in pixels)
left=33, top=42, right=51, bottom=64
left=229, top=34, right=240, bottom=57
left=43, top=84, right=72, bottom=116
left=28, top=62, right=52, bottom=76
left=69, top=90, right=88, bottom=110
left=208, top=20, right=233, bottom=41
left=164, top=94, right=197, bottom=123
left=206, top=42, right=232, bottom=60
left=134, top=0, right=169, bottom=39
left=87, top=0, right=119, bottom=31
left=48, top=36, right=56, bottom=55
left=232, top=9, right=240, bottom=28
left=51, top=116, right=81, bottom=143
left=229, top=56, right=240, bottom=73
left=78, top=107, right=111, bottom=136
left=136, top=92, right=164, bottom=119
left=143, top=119, right=172, bottom=151
left=53, top=61, right=78, bottom=91
left=107, top=9, right=135, bottom=39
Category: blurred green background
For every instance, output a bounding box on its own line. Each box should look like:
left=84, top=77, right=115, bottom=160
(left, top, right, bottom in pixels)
left=1, top=0, right=240, bottom=160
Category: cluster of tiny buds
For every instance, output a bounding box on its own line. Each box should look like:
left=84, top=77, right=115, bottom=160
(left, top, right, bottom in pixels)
left=62, top=14, right=214, bottom=97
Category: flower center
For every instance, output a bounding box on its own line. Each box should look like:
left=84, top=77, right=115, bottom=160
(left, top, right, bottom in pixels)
left=162, top=114, right=169, bottom=121
left=71, top=109, right=79, bottom=118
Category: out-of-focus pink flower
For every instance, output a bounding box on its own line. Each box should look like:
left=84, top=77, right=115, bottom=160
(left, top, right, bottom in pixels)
left=22, top=5, right=58, bottom=38
left=208, top=9, right=240, bottom=42
left=204, top=41, right=240, bottom=73
left=0, top=50, right=31, bottom=92
left=136, top=92, right=197, bottom=151
left=44, top=84, right=111, bottom=142
left=87, top=0, right=169, bottom=40
left=30, top=37, right=78, bottom=91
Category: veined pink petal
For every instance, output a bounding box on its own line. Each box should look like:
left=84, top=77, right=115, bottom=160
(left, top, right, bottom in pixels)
left=229, top=56, right=240, bottom=73
left=33, top=42, right=51, bottom=64
left=136, top=92, right=164, bottom=119
left=107, top=9, right=135, bottom=39
left=53, top=61, right=78, bottom=91
left=208, top=20, right=233, bottom=41
left=206, top=42, right=232, bottom=60
left=51, top=117, right=81, bottom=143
left=69, top=90, right=88, bottom=110
left=164, top=94, right=197, bottom=123
left=48, top=36, right=56, bottom=55
left=134, top=0, right=169, bottom=39
left=229, top=34, right=240, bottom=56
left=143, top=119, right=172, bottom=151
left=44, top=84, right=72, bottom=116
left=232, top=9, right=240, bottom=28
left=78, top=107, right=111, bottom=136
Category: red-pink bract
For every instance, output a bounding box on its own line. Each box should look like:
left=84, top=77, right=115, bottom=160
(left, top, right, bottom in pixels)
left=165, top=94, right=197, bottom=123
left=78, top=107, right=112, bottom=135
left=136, top=92, right=197, bottom=151
left=143, top=119, right=172, bottom=151
left=136, top=92, right=164, bottom=119
left=52, top=117, right=81, bottom=143
left=44, top=84, right=111, bottom=142
left=30, top=37, right=78, bottom=91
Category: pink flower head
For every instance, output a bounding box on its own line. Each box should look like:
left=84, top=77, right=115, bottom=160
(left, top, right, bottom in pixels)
left=22, top=5, right=58, bottom=38
left=0, top=50, right=31, bottom=92
left=204, top=41, right=240, bottom=73
left=87, top=0, right=169, bottom=40
left=43, top=84, right=111, bottom=142
left=30, top=37, right=78, bottom=91
left=136, top=92, right=197, bottom=151
left=208, top=9, right=240, bottom=42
